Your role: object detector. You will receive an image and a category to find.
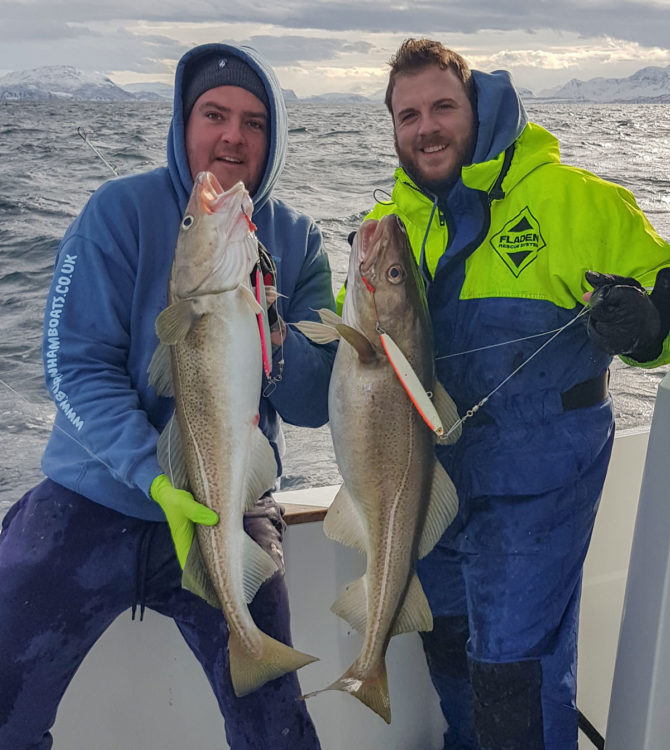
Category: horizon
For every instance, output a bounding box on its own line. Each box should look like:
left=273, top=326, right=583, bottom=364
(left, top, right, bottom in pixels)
left=2, top=59, right=670, bottom=101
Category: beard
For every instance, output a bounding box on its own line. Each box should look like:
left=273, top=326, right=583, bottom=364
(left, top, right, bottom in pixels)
left=394, top=130, right=476, bottom=195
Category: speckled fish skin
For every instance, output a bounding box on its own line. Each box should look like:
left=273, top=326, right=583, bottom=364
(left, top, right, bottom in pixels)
left=151, top=172, right=316, bottom=696
left=313, top=215, right=459, bottom=722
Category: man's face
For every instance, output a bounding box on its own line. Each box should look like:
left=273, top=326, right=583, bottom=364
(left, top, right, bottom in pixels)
left=185, top=85, right=269, bottom=195
left=391, top=65, right=476, bottom=192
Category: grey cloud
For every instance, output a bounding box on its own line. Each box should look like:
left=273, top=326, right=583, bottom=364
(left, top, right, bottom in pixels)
left=245, top=35, right=373, bottom=64
left=0, top=22, right=188, bottom=75
left=263, top=2, right=670, bottom=49
left=0, top=19, right=82, bottom=42
left=340, top=41, right=375, bottom=54
left=2, top=1, right=670, bottom=51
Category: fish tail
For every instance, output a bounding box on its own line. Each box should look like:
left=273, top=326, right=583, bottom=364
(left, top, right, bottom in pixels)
left=228, top=628, right=318, bottom=697
left=303, top=661, right=391, bottom=724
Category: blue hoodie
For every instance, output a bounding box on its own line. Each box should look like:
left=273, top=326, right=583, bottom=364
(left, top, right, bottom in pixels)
left=40, top=43, right=335, bottom=521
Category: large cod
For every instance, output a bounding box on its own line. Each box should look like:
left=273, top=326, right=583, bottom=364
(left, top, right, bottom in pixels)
left=149, top=171, right=316, bottom=697
left=297, top=214, right=461, bottom=723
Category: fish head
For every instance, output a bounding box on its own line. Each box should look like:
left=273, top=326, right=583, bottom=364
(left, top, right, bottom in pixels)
left=171, top=171, right=259, bottom=298
left=344, top=215, right=430, bottom=349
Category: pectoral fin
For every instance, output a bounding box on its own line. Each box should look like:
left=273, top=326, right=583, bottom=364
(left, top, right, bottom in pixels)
left=240, top=283, right=264, bottom=315
left=155, top=299, right=201, bottom=344
left=336, top=323, right=376, bottom=364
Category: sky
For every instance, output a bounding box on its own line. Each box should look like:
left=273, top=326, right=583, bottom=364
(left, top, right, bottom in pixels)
left=2, top=1, right=670, bottom=97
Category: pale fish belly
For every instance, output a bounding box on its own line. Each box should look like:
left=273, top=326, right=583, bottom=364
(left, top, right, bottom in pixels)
left=173, top=290, right=317, bottom=695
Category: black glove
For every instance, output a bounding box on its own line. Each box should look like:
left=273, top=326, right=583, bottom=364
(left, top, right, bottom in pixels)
left=586, top=269, right=670, bottom=361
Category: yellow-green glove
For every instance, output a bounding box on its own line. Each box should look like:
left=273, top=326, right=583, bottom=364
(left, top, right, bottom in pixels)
left=150, top=474, right=218, bottom=568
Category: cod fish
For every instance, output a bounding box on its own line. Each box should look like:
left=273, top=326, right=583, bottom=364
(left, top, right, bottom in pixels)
left=296, top=214, right=460, bottom=723
left=148, top=171, right=317, bottom=696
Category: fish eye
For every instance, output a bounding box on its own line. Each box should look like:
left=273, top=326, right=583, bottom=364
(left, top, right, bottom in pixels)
left=181, top=214, right=194, bottom=230
left=387, top=265, right=405, bottom=284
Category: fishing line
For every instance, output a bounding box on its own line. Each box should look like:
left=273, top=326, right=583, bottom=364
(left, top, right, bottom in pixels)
left=76, top=126, right=120, bottom=176
left=435, top=326, right=578, bottom=360
left=0, top=376, right=125, bottom=476
left=441, top=306, right=591, bottom=440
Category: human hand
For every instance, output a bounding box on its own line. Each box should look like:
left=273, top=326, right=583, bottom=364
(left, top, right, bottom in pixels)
left=584, top=271, right=661, bottom=358
left=150, top=474, right=218, bottom=568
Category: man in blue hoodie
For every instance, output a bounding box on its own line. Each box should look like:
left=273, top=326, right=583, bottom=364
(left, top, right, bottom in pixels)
left=0, top=43, right=334, bottom=749
left=360, top=39, right=670, bottom=750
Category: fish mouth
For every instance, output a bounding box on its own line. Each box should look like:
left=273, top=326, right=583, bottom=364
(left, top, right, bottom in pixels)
left=355, top=219, right=381, bottom=268
left=356, top=215, right=406, bottom=275
left=195, top=171, right=248, bottom=215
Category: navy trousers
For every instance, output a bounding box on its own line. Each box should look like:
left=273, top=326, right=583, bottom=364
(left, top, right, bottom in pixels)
left=0, top=479, right=320, bottom=750
left=417, top=433, right=613, bottom=750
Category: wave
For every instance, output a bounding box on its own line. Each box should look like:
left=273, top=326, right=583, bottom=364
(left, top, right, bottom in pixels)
left=0, top=99, right=669, bottom=506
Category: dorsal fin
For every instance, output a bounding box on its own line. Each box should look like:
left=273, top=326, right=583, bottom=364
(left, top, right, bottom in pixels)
left=147, top=341, right=174, bottom=398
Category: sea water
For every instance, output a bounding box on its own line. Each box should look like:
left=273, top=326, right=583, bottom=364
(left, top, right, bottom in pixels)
left=1, top=100, right=669, bottom=515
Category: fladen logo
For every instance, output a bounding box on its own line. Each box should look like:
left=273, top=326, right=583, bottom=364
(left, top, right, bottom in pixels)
left=490, top=206, right=546, bottom=277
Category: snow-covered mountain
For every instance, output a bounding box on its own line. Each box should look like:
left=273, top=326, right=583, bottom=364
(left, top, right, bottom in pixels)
left=537, top=65, right=670, bottom=102
left=302, top=92, right=372, bottom=103
left=120, top=82, right=173, bottom=101
left=3, top=63, right=670, bottom=104
left=0, top=65, right=307, bottom=105
left=517, top=87, right=535, bottom=100
left=0, top=66, right=135, bottom=101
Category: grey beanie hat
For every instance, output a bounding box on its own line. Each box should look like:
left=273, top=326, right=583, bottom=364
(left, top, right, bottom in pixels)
left=183, top=53, right=270, bottom=120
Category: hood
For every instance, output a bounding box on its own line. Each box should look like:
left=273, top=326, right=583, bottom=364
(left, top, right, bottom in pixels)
left=471, top=69, right=527, bottom=164
left=167, top=42, right=288, bottom=215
